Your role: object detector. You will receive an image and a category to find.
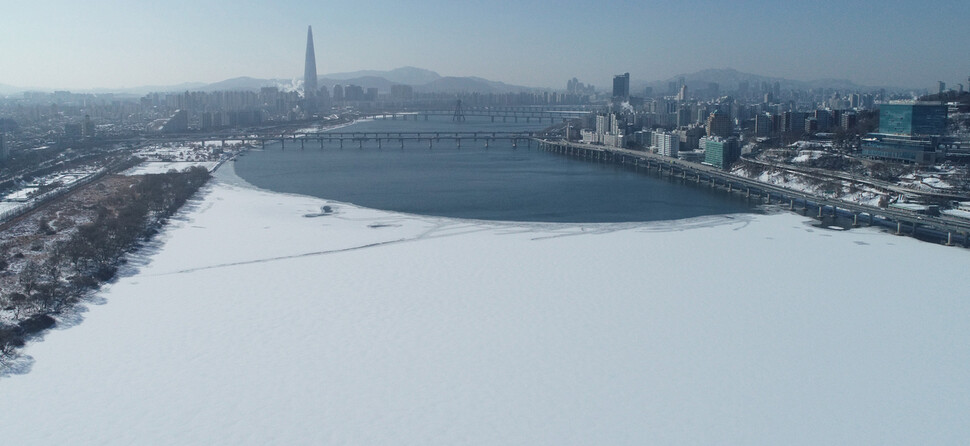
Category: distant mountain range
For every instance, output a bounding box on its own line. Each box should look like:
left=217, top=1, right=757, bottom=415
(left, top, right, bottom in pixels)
left=636, top=68, right=906, bottom=95
left=325, top=66, right=442, bottom=85
left=0, top=67, right=912, bottom=97
left=195, top=67, right=535, bottom=95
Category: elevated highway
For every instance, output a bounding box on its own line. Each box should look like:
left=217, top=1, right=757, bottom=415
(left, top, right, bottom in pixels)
left=538, top=139, right=970, bottom=246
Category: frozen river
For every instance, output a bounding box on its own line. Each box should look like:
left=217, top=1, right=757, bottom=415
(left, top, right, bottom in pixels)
left=1, top=165, right=968, bottom=445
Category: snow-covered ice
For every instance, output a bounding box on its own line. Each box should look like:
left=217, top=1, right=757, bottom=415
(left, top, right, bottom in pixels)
left=1, top=166, right=968, bottom=445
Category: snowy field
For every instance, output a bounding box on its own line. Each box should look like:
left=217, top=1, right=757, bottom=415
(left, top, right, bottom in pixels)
left=123, top=140, right=246, bottom=175
left=1, top=167, right=968, bottom=445
left=123, top=161, right=221, bottom=175
left=0, top=201, right=24, bottom=214
left=734, top=166, right=886, bottom=207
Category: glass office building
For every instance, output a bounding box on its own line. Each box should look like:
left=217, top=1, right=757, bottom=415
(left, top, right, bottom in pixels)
left=878, top=103, right=947, bottom=136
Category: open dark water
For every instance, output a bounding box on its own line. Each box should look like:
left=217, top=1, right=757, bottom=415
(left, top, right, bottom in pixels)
left=234, top=116, right=757, bottom=222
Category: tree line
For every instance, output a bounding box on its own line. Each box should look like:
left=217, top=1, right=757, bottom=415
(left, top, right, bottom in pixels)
left=1, top=167, right=210, bottom=360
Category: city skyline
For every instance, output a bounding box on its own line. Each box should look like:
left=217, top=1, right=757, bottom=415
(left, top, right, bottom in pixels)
left=1, top=0, right=968, bottom=92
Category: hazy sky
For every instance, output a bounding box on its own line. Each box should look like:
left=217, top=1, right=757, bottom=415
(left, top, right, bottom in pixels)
left=2, top=0, right=968, bottom=91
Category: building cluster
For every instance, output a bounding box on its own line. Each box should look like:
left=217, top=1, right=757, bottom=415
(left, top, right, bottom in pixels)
left=572, top=72, right=963, bottom=169
left=566, top=78, right=596, bottom=96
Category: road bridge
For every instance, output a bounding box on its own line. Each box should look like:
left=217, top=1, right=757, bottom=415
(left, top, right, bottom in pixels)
left=195, top=131, right=545, bottom=150
left=373, top=107, right=592, bottom=123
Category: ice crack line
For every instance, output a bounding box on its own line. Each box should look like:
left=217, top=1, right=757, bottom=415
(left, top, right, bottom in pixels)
left=154, top=238, right=409, bottom=275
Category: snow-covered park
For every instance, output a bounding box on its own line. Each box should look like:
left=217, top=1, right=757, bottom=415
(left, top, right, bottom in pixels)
left=123, top=140, right=248, bottom=176
left=1, top=166, right=968, bottom=445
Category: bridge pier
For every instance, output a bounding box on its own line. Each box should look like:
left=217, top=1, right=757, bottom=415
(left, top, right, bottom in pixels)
left=280, top=139, right=285, bottom=150
left=895, top=221, right=902, bottom=235
left=853, top=213, right=859, bottom=227
left=790, top=199, right=794, bottom=211
left=818, top=206, right=824, bottom=219
left=946, top=232, right=953, bottom=246
left=300, top=139, right=305, bottom=150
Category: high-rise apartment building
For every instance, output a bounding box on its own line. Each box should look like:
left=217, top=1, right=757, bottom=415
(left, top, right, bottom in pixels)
left=755, top=113, right=772, bottom=136
left=653, top=131, right=679, bottom=157
left=612, top=73, right=630, bottom=99
left=705, top=110, right=731, bottom=137
left=677, top=83, right=688, bottom=102
left=82, top=114, right=95, bottom=137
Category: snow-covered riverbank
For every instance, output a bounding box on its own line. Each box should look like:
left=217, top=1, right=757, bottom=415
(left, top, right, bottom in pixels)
left=1, top=166, right=968, bottom=445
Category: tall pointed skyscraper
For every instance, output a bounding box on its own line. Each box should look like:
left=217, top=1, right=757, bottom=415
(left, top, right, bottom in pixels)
left=303, top=26, right=318, bottom=114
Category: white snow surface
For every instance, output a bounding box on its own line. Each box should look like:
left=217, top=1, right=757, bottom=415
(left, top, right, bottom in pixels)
left=1, top=168, right=969, bottom=445
left=791, top=149, right=826, bottom=163
left=124, top=161, right=221, bottom=175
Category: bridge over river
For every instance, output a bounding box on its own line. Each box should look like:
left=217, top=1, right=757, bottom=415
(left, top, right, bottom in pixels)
left=202, top=131, right=546, bottom=150
left=372, top=105, right=594, bottom=123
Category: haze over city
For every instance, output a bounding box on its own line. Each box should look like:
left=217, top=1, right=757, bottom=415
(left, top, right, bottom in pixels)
left=4, top=0, right=970, bottom=444
left=2, top=0, right=967, bottom=91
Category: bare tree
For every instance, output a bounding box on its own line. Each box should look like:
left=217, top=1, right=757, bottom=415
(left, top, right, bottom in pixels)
left=18, top=260, right=41, bottom=297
